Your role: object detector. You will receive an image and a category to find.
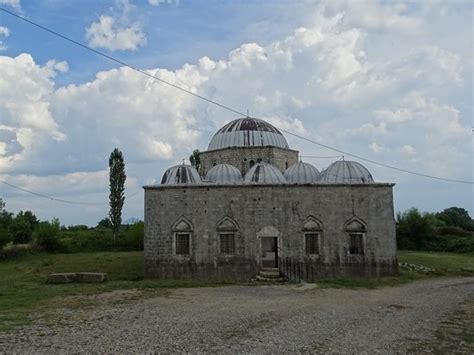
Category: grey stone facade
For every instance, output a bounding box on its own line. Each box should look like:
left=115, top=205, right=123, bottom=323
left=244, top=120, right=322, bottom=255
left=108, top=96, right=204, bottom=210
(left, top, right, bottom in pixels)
left=144, top=183, right=398, bottom=281
left=200, top=146, right=299, bottom=176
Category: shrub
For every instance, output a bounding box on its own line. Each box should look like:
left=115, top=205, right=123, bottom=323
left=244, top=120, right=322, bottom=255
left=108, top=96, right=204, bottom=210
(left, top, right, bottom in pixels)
left=396, top=208, right=437, bottom=250
left=10, top=218, right=33, bottom=244
left=0, top=243, right=33, bottom=260
left=120, top=221, right=144, bottom=251
left=34, top=219, right=63, bottom=252
left=0, top=228, right=12, bottom=249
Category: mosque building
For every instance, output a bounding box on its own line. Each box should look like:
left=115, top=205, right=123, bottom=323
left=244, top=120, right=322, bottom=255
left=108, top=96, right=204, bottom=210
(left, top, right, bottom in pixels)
left=143, top=117, right=397, bottom=281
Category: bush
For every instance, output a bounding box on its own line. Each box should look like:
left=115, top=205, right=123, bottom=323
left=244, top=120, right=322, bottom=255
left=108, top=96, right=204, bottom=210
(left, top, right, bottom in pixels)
left=0, top=228, right=12, bottom=249
left=33, top=219, right=63, bottom=252
left=120, top=221, right=144, bottom=251
left=437, top=226, right=472, bottom=238
left=0, top=243, right=34, bottom=260
left=396, top=208, right=437, bottom=250
left=10, top=218, right=33, bottom=244
left=58, top=222, right=144, bottom=253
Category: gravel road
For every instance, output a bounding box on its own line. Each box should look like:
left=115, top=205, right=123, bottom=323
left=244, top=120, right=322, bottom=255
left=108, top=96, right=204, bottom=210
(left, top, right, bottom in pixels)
left=1, top=277, right=473, bottom=354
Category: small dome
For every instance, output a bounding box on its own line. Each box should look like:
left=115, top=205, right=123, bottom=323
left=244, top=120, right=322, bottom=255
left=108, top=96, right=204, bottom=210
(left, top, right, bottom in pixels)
left=284, top=161, right=321, bottom=183
left=160, top=164, right=201, bottom=185
left=206, top=164, right=243, bottom=184
left=244, top=163, right=287, bottom=184
left=208, top=117, right=289, bottom=151
left=320, top=160, right=374, bottom=183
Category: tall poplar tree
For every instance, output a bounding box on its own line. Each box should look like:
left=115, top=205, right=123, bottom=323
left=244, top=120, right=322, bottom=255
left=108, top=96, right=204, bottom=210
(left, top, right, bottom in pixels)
left=109, top=148, right=126, bottom=239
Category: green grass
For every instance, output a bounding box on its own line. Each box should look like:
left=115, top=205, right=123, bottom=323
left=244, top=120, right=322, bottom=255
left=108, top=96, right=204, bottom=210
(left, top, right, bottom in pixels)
left=0, top=250, right=472, bottom=331
left=398, top=250, right=474, bottom=275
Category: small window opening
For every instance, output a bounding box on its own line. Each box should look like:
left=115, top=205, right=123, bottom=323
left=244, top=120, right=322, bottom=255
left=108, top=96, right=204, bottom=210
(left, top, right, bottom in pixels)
left=257, top=158, right=262, bottom=163
left=249, top=160, right=255, bottom=168
left=349, top=233, right=364, bottom=255
left=176, top=233, right=190, bottom=255
left=285, top=161, right=289, bottom=169
left=220, top=233, right=235, bottom=254
left=305, top=233, right=319, bottom=255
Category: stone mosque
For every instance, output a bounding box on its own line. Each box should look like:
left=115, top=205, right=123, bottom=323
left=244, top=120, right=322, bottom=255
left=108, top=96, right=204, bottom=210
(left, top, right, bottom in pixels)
left=144, top=117, right=397, bottom=281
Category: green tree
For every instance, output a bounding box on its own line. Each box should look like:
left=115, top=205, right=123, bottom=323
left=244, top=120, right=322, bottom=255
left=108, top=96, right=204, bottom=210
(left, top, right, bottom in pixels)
left=189, top=149, right=201, bottom=172
left=396, top=208, right=437, bottom=250
left=0, top=198, right=13, bottom=229
left=10, top=218, right=33, bottom=244
left=436, top=207, right=474, bottom=231
left=34, top=218, right=62, bottom=252
left=108, top=148, right=126, bottom=239
left=97, top=217, right=112, bottom=229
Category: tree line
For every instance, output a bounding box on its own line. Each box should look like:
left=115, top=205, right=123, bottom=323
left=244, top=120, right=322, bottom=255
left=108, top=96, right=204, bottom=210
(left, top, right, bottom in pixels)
left=396, top=207, right=473, bottom=253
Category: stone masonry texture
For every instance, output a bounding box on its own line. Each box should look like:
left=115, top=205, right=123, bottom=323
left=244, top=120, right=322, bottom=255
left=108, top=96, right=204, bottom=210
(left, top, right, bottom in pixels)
left=144, top=183, right=397, bottom=281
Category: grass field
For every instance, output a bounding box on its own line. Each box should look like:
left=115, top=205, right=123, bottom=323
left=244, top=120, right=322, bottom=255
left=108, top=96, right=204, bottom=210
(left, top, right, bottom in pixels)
left=0, top=250, right=472, bottom=330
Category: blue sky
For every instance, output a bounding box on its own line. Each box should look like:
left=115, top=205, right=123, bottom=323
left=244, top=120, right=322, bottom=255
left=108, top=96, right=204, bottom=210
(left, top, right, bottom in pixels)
left=0, top=0, right=472, bottom=225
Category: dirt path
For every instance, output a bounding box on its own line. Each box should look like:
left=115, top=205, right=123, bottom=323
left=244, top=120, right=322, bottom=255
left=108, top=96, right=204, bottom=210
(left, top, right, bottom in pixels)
left=1, top=277, right=473, bottom=354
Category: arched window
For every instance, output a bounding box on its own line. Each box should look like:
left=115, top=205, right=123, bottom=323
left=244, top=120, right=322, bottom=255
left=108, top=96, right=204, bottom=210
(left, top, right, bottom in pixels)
left=172, top=216, right=193, bottom=255
left=249, top=160, right=255, bottom=168
left=344, top=216, right=367, bottom=255
left=302, top=216, right=323, bottom=255
left=216, top=216, right=239, bottom=255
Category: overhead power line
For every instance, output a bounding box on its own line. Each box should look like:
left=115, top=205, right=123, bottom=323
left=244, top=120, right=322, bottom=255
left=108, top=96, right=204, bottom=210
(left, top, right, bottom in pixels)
left=1, top=6, right=473, bottom=187
left=300, top=155, right=343, bottom=159
left=0, top=179, right=142, bottom=206
left=0, top=179, right=105, bottom=205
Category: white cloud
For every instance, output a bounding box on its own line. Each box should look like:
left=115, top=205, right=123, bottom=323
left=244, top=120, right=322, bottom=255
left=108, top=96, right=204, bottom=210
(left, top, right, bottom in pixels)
left=148, top=0, right=179, bottom=6
left=86, top=15, right=146, bottom=51
left=0, top=26, right=10, bottom=51
left=0, top=0, right=20, bottom=10
left=0, top=54, right=67, bottom=172
left=399, top=145, right=416, bottom=156
left=85, top=0, right=146, bottom=51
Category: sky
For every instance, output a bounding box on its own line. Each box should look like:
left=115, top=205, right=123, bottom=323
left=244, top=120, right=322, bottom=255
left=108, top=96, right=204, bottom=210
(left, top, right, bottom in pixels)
left=0, top=0, right=472, bottom=226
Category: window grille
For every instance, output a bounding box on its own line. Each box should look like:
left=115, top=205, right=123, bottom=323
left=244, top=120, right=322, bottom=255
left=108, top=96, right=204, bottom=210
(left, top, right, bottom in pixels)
left=349, top=233, right=364, bottom=255
left=220, top=233, right=235, bottom=254
left=305, top=233, right=319, bottom=255
left=176, top=233, right=190, bottom=255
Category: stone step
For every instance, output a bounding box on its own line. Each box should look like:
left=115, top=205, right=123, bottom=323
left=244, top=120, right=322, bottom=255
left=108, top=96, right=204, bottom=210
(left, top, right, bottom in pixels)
left=259, top=270, right=282, bottom=279
left=255, top=275, right=285, bottom=283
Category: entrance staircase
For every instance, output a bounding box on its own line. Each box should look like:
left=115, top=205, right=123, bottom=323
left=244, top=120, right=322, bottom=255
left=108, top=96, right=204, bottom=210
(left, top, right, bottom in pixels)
left=255, top=268, right=285, bottom=283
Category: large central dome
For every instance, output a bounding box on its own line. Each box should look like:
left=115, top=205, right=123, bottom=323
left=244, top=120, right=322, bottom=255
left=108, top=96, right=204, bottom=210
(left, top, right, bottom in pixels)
left=208, top=117, right=289, bottom=151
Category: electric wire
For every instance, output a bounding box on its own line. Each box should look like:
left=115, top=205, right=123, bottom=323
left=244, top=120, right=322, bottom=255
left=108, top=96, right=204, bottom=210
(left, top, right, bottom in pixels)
left=1, top=5, right=472, bottom=195
left=0, top=179, right=143, bottom=206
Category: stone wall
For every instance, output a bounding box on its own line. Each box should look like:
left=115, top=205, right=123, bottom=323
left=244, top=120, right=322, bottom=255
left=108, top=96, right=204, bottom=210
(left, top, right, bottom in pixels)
left=144, top=183, right=397, bottom=281
left=199, top=146, right=299, bottom=176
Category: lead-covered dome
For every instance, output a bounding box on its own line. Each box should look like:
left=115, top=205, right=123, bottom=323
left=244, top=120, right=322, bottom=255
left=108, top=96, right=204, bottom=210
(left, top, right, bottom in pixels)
left=160, top=164, right=201, bottom=185
left=320, top=160, right=374, bottom=183
left=244, top=163, right=286, bottom=184
left=208, top=117, right=289, bottom=151
left=206, top=163, right=243, bottom=184
left=284, top=161, right=321, bottom=183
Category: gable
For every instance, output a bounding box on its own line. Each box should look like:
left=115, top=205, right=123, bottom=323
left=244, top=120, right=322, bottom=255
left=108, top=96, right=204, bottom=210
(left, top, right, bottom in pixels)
left=302, top=216, right=323, bottom=231
left=344, top=217, right=367, bottom=231
left=172, top=216, right=193, bottom=232
left=216, top=217, right=238, bottom=231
